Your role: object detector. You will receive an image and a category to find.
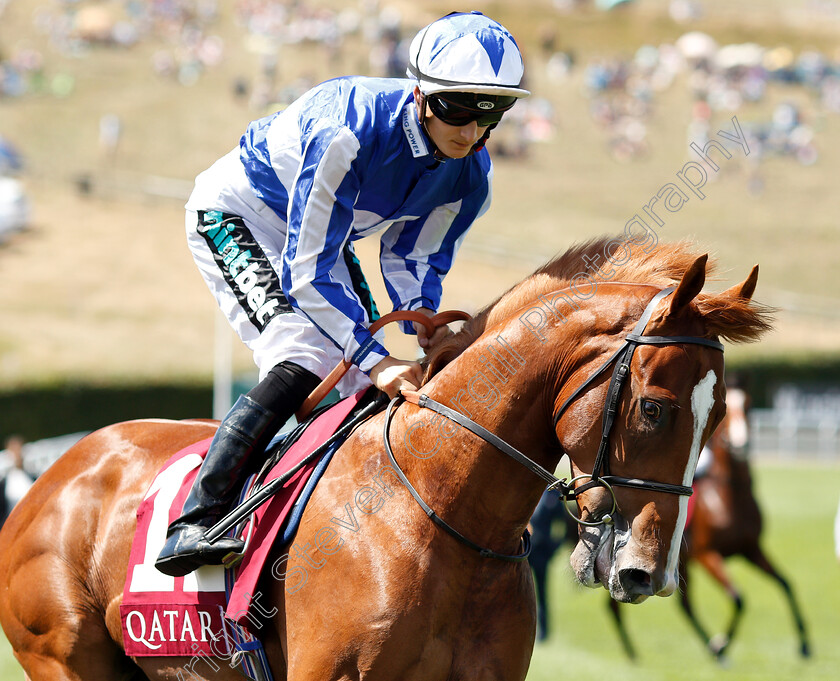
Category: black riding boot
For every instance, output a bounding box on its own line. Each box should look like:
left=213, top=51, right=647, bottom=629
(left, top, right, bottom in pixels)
left=155, top=394, right=279, bottom=577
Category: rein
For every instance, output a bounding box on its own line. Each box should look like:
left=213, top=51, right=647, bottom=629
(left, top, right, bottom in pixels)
left=206, top=309, right=470, bottom=545
left=234, top=287, right=722, bottom=564
left=386, top=286, right=725, bottom=562
left=383, top=397, right=531, bottom=562
left=296, top=309, right=471, bottom=420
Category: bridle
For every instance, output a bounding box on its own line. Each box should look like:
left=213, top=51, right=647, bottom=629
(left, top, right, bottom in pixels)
left=383, top=286, right=725, bottom=562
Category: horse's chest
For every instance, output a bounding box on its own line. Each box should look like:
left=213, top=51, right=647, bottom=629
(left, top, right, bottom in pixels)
left=393, top=639, right=527, bottom=681
left=372, top=585, right=533, bottom=681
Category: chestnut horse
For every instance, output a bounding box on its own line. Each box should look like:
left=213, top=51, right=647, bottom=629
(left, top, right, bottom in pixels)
left=0, top=238, right=772, bottom=681
left=607, top=383, right=811, bottom=660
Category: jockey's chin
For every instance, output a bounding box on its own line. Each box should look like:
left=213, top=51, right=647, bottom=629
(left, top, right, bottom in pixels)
left=425, top=117, right=487, bottom=159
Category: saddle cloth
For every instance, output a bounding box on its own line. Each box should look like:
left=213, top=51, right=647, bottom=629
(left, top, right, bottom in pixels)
left=119, top=390, right=366, bottom=657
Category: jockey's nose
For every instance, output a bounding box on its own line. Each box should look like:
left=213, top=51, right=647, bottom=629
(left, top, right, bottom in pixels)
left=459, top=121, right=480, bottom=141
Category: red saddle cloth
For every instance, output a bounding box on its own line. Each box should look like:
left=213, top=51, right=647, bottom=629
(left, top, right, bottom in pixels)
left=119, top=392, right=363, bottom=656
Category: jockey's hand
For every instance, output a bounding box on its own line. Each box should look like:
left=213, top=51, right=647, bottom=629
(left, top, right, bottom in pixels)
left=369, top=356, right=423, bottom=400
left=414, top=307, right=451, bottom=352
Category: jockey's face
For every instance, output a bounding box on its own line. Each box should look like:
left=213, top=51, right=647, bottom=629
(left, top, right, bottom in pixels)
left=414, top=87, right=488, bottom=159
left=425, top=115, right=487, bottom=158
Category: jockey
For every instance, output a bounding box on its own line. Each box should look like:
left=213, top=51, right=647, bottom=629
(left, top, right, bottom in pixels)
left=156, top=11, right=529, bottom=577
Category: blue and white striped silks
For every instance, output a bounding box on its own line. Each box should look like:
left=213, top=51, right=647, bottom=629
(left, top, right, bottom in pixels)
left=189, top=76, right=492, bottom=375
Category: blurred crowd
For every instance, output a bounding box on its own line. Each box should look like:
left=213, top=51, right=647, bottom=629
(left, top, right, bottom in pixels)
left=577, top=31, right=838, bottom=184
left=1, top=0, right=557, bottom=161
left=1, top=0, right=223, bottom=96
left=2, top=1, right=839, bottom=176
left=0, top=1, right=408, bottom=98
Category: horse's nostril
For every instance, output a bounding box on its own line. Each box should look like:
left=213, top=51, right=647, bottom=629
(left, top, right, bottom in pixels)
left=618, top=568, right=653, bottom=595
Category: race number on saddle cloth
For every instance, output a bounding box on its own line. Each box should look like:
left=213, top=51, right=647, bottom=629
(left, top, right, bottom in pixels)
left=120, top=391, right=364, bottom=656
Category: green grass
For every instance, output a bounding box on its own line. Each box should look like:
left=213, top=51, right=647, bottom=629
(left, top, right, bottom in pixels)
left=0, top=632, right=19, bottom=680
left=1, top=462, right=838, bottom=678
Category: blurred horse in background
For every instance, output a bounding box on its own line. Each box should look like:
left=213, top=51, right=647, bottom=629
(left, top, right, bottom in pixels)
left=608, top=379, right=811, bottom=660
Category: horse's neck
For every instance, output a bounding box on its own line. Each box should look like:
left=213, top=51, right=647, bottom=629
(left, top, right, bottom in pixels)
left=395, top=287, right=647, bottom=550
left=404, top=326, right=557, bottom=550
left=709, top=432, right=733, bottom=472
left=727, top=454, right=754, bottom=488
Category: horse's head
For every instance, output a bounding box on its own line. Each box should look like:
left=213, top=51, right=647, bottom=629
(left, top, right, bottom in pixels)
left=554, top=255, right=770, bottom=603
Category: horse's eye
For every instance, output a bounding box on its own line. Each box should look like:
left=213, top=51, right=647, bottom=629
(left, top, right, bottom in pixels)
left=641, top=399, right=662, bottom=420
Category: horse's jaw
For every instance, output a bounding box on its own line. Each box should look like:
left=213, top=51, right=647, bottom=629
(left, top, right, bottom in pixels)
left=569, top=522, right=676, bottom=603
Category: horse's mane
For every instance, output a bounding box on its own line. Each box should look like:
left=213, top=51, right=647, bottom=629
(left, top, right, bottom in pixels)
left=423, top=236, right=774, bottom=380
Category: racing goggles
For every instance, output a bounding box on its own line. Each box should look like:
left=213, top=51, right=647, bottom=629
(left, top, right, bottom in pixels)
left=426, top=92, right=517, bottom=127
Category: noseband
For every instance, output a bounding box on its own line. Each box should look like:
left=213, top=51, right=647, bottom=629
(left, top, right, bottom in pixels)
left=384, top=286, right=724, bottom=560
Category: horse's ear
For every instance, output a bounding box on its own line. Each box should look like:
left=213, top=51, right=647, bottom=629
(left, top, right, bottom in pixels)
left=721, top=264, right=759, bottom=301
left=668, top=254, right=708, bottom=316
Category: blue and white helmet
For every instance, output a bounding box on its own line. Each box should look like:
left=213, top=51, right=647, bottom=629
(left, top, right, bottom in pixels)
left=407, top=12, right=530, bottom=99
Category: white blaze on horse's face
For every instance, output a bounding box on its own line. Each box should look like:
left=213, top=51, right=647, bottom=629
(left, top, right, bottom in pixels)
left=661, top=369, right=718, bottom=595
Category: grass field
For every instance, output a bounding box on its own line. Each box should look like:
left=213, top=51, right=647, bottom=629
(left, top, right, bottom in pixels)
left=0, top=461, right=837, bottom=679
left=526, top=461, right=840, bottom=681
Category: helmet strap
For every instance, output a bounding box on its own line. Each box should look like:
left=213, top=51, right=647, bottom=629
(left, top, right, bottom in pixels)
left=471, top=123, right=497, bottom=154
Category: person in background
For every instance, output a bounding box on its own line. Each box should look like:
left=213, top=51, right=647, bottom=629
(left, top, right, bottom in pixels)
left=0, top=436, right=35, bottom=527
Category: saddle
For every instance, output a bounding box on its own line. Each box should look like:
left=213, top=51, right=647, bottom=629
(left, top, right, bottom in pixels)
left=120, top=310, right=464, bottom=674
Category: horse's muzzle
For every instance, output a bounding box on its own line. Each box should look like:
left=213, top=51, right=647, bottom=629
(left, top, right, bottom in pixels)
left=570, top=512, right=676, bottom=603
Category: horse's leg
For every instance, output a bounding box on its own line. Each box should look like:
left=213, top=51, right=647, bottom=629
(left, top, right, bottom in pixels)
left=12, top=657, right=140, bottom=681
left=742, top=545, right=811, bottom=657
left=676, top=553, right=714, bottom=654
left=11, top=631, right=141, bottom=681
left=692, top=550, right=743, bottom=660
left=605, top=598, right=636, bottom=660
left=3, top=559, right=142, bottom=681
